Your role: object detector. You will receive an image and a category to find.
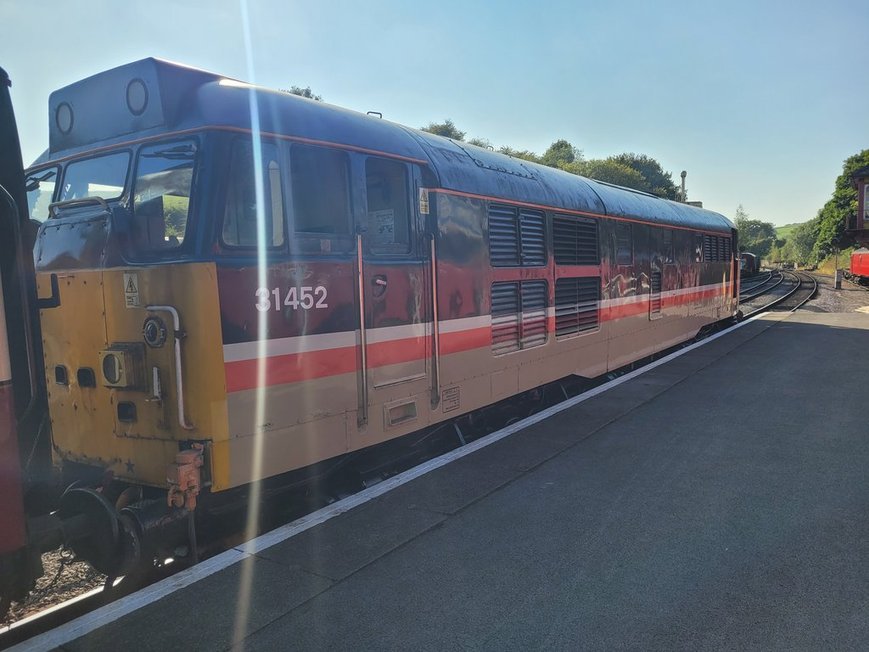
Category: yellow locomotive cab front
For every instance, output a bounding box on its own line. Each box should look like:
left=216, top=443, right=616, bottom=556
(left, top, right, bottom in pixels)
left=38, top=262, right=230, bottom=492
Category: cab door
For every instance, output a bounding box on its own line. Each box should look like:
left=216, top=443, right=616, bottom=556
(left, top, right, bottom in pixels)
left=357, top=157, right=429, bottom=428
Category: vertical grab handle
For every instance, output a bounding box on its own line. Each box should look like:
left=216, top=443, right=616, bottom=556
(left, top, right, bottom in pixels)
left=356, top=234, right=369, bottom=426
left=430, top=235, right=441, bottom=408
left=146, top=305, right=193, bottom=430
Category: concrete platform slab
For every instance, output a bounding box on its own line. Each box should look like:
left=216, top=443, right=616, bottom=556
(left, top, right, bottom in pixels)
left=55, top=311, right=869, bottom=651
left=64, top=557, right=332, bottom=652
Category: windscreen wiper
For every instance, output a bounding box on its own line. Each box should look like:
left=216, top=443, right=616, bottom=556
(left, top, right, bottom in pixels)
left=141, top=145, right=197, bottom=160
left=25, top=170, right=55, bottom=192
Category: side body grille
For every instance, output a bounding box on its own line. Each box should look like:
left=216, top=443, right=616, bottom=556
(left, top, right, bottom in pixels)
left=554, top=277, right=600, bottom=338
left=491, top=280, right=548, bottom=354
left=553, top=214, right=599, bottom=265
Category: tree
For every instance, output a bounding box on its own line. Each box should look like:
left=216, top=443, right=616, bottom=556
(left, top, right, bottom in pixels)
left=810, top=149, right=869, bottom=259
left=768, top=242, right=784, bottom=265
left=497, top=146, right=540, bottom=163
left=609, top=153, right=677, bottom=199
left=577, top=159, right=647, bottom=190
left=733, top=205, right=777, bottom=259
left=467, top=137, right=492, bottom=149
left=285, top=86, right=322, bottom=101
left=541, top=139, right=581, bottom=169
left=421, top=119, right=465, bottom=141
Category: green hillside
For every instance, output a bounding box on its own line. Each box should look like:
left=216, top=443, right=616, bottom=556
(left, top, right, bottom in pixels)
left=775, top=222, right=804, bottom=240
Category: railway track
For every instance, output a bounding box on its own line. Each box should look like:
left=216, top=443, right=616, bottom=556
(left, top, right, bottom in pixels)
left=739, top=270, right=783, bottom=301
left=844, top=274, right=869, bottom=291
left=738, top=270, right=774, bottom=294
left=740, top=270, right=817, bottom=318
left=1, top=270, right=823, bottom=650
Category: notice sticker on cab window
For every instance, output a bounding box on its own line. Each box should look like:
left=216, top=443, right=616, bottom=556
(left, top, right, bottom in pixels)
left=370, top=209, right=395, bottom=244
left=418, top=188, right=430, bottom=215
left=124, top=273, right=140, bottom=308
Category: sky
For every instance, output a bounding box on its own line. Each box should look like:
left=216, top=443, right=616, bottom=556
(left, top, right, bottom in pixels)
left=2, top=0, right=867, bottom=226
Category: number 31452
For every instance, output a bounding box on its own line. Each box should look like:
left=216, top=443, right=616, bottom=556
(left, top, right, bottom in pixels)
left=255, top=286, right=328, bottom=312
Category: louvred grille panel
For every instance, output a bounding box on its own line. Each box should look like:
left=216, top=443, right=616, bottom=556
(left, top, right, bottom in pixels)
left=488, top=204, right=545, bottom=267
left=553, top=214, right=599, bottom=265
left=491, top=280, right=548, bottom=354
left=554, top=277, right=599, bottom=337
left=491, top=282, right=520, bottom=355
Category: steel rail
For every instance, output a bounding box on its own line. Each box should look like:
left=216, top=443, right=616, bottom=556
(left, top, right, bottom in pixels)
left=738, top=270, right=773, bottom=293
left=741, top=271, right=803, bottom=319
left=786, top=272, right=818, bottom=312
left=739, top=270, right=784, bottom=302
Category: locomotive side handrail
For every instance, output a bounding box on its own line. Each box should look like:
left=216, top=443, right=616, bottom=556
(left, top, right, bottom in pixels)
left=145, top=304, right=193, bottom=430
left=430, top=235, right=441, bottom=408
left=47, top=196, right=109, bottom=218
left=355, top=235, right=369, bottom=427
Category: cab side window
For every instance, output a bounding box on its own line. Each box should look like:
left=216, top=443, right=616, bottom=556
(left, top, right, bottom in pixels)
left=25, top=166, right=59, bottom=223
left=222, top=140, right=285, bottom=248
left=364, top=157, right=411, bottom=255
left=132, top=141, right=196, bottom=251
left=289, top=144, right=352, bottom=254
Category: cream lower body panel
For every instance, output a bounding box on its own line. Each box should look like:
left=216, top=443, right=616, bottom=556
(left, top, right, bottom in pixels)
left=221, top=299, right=733, bottom=489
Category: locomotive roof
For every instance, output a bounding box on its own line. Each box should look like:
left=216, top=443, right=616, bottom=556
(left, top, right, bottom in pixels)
left=44, top=58, right=733, bottom=234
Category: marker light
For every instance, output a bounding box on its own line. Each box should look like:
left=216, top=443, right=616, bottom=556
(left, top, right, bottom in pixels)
left=56, top=102, right=74, bottom=134
left=126, top=78, right=148, bottom=116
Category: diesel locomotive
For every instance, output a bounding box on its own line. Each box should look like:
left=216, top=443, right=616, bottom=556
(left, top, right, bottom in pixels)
left=1, top=64, right=49, bottom=618
left=16, top=58, right=738, bottom=578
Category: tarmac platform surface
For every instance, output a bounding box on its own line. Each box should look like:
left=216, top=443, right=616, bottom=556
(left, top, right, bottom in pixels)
left=43, top=311, right=869, bottom=650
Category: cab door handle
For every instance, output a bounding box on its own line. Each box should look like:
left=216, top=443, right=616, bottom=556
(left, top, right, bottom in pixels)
left=372, top=275, right=387, bottom=298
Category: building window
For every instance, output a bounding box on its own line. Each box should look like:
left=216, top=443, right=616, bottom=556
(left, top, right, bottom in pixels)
left=863, top=185, right=869, bottom=227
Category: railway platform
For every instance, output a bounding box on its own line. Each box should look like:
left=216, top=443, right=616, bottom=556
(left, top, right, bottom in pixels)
left=22, top=310, right=869, bottom=651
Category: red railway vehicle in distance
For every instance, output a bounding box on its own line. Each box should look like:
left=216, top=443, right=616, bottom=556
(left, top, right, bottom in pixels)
left=848, top=248, right=869, bottom=284
left=740, top=252, right=759, bottom=275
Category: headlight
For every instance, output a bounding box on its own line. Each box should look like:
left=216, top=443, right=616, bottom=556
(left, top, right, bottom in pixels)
left=102, top=354, right=122, bottom=384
